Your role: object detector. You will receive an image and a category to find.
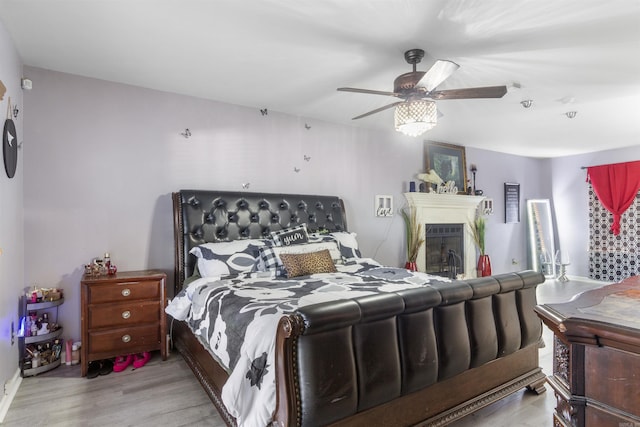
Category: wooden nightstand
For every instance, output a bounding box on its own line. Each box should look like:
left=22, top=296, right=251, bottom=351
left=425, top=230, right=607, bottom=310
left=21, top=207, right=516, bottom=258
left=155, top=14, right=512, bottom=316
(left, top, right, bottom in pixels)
left=80, top=270, right=167, bottom=377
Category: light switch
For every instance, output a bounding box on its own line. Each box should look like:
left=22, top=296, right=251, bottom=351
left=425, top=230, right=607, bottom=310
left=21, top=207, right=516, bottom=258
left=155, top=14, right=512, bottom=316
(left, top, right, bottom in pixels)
left=481, top=198, right=494, bottom=215
left=375, top=195, right=393, bottom=217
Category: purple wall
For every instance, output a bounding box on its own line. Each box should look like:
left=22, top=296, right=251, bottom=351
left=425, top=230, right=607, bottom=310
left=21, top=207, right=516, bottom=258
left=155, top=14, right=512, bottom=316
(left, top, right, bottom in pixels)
left=0, top=18, right=24, bottom=410
left=551, top=146, right=640, bottom=277
left=465, top=147, right=551, bottom=273
left=16, top=64, right=639, bottom=363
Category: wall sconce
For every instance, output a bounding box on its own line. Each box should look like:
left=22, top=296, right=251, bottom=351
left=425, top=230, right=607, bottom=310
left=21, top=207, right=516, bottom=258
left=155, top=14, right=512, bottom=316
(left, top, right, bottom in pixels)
left=520, top=100, right=533, bottom=108
left=565, top=111, right=577, bottom=119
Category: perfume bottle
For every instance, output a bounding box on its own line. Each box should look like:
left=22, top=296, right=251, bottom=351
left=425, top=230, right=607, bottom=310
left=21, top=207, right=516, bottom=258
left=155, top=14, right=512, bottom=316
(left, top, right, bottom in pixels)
left=71, top=343, right=80, bottom=365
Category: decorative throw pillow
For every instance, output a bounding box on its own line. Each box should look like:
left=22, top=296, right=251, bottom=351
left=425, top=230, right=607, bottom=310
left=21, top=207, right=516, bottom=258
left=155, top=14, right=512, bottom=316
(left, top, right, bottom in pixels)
left=308, top=232, right=362, bottom=260
left=189, top=239, right=269, bottom=277
left=280, top=249, right=337, bottom=278
left=257, top=241, right=342, bottom=276
left=270, top=224, right=309, bottom=246
left=330, top=232, right=362, bottom=259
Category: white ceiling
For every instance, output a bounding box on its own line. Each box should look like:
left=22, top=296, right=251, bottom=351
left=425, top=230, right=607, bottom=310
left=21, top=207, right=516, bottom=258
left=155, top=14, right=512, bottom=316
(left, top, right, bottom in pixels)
left=1, top=0, right=639, bottom=158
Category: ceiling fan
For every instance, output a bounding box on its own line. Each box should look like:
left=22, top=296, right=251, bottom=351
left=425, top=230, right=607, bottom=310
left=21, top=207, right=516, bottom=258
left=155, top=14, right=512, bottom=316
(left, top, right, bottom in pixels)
left=337, top=49, right=507, bottom=134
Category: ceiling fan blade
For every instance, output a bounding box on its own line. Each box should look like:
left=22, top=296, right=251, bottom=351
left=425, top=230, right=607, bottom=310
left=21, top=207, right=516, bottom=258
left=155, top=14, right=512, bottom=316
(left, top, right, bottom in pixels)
left=337, top=87, right=400, bottom=97
left=430, top=85, right=508, bottom=100
left=416, top=60, right=460, bottom=91
left=351, top=101, right=404, bottom=120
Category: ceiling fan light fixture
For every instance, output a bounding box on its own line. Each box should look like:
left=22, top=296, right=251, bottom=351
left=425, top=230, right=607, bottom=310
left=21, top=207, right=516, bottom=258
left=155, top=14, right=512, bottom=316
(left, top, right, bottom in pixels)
left=394, top=100, right=437, bottom=137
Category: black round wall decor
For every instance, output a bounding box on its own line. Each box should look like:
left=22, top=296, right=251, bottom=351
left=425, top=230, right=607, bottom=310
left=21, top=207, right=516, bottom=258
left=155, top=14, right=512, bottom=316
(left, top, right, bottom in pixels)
left=3, top=118, right=17, bottom=178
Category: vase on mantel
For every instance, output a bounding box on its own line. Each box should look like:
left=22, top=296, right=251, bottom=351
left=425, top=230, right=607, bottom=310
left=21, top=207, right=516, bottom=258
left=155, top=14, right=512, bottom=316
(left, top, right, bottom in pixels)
left=477, top=254, right=492, bottom=277
left=405, top=261, right=418, bottom=272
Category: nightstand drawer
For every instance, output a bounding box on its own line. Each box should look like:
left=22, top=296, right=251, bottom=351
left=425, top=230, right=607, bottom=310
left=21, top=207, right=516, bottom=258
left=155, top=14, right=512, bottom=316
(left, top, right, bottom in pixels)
left=89, top=279, right=161, bottom=304
left=81, top=270, right=167, bottom=376
left=89, top=301, right=160, bottom=329
left=88, top=324, right=160, bottom=354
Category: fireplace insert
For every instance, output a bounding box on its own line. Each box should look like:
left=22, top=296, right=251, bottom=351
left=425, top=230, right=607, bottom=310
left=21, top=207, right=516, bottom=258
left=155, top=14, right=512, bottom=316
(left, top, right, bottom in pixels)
left=425, top=223, right=464, bottom=278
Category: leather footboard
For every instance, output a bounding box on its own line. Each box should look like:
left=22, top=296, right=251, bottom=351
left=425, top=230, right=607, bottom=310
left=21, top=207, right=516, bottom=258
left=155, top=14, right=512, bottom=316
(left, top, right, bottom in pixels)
left=274, top=271, right=545, bottom=426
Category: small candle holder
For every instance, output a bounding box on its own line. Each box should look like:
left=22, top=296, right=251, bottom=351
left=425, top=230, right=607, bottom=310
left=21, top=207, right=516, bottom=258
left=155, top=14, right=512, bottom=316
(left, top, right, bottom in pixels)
left=555, top=250, right=570, bottom=283
left=556, top=263, right=570, bottom=283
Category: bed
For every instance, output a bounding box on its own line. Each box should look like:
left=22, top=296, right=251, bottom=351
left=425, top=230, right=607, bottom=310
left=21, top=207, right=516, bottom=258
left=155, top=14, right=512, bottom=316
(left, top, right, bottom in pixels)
left=169, top=189, right=546, bottom=426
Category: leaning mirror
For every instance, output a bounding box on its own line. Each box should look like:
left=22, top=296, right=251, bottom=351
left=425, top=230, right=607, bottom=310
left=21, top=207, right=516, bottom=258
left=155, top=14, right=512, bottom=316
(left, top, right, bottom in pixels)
left=526, top=199, right=556, bottom=278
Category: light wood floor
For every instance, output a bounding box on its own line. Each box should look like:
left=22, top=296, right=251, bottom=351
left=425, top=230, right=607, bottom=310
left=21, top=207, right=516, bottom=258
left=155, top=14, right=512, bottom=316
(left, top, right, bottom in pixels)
left=450, top=277, right=609, bottom=427
left=3, top=277, right=608, bottom=427
left=2, top=353, right=225, bottom=427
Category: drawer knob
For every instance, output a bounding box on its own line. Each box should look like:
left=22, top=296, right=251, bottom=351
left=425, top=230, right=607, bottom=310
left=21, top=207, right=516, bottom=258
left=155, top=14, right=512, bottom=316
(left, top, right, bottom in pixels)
left=122, top=310, right=131, bottom=319
left=121, top=288, right=131, bottom=297
left=122, top=334, right=131, bottom=343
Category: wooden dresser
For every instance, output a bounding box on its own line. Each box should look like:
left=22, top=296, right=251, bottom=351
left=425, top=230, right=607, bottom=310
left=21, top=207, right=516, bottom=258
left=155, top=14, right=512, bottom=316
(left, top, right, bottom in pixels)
left=80, top=270, right=167, bottom=376
left=535, top=275, right=640, bottom=426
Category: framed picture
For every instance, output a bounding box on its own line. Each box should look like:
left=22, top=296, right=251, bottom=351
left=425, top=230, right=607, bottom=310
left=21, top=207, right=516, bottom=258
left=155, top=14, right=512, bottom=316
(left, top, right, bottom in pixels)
left=425, top=141, right=467, bottom=194
left=504, top=183, right=520, bottom=223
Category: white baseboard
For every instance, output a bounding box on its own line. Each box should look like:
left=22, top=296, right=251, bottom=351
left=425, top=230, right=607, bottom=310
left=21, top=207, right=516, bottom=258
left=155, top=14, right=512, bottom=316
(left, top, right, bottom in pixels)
left=0, top=368, right=22, bottom=423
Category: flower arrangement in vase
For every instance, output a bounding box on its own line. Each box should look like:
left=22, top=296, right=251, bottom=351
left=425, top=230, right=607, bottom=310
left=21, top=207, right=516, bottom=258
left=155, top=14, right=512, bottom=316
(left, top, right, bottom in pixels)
left=401, top=208, right=425, bottom=271
left=471, top=216, right=492, bottom=277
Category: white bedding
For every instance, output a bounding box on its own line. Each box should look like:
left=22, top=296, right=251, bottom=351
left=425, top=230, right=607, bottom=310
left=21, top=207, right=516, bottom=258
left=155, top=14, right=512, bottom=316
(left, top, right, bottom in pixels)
left=166, top=258, right=450, bottom=426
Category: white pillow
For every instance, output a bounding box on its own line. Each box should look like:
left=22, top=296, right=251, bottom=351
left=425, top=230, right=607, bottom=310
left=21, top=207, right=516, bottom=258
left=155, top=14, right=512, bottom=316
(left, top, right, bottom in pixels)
left=189, top=239, right=269, bottom=277
left=330, top=232, right=361, bottom=258
left=308, top=232, right=362, bottom=260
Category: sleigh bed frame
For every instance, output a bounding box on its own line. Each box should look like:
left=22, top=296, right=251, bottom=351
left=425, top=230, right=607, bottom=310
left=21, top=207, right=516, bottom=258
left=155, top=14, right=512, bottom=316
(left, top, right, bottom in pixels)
left=171, top=189, right=546, bottom=426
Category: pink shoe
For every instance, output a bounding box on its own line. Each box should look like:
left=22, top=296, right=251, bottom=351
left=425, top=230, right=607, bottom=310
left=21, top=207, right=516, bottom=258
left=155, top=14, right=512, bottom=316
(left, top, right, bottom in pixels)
left=113, top=354, right=133, bottom=372
left=133, top=352, right=151, bottom=369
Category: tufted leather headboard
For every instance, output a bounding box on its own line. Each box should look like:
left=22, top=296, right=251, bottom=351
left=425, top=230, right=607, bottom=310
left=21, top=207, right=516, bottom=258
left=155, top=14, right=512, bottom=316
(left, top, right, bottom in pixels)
left=172, top=190, right=348, bottom=293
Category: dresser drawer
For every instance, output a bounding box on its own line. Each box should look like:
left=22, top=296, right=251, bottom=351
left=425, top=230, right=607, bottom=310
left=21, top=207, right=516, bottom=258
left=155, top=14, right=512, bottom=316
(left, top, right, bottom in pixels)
left=89, top=279, right=161, bottom=304
left=89, top=301, right=160, bottom=329
left=88, top=324, right=160, bottom=354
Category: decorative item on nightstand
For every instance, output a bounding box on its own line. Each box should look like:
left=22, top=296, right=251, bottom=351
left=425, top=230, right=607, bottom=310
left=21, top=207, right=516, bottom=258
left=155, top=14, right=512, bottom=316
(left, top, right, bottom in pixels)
left=471, top=216, right=492, bottom=277
left=401, top=207, right=424, bottom=271
left=84, top=252, right=118, bottom=276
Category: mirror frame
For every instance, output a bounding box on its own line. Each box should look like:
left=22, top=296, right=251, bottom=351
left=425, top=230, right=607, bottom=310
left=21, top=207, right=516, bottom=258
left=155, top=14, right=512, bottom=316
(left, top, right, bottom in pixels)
left=526, top=199, right=556, bottom=278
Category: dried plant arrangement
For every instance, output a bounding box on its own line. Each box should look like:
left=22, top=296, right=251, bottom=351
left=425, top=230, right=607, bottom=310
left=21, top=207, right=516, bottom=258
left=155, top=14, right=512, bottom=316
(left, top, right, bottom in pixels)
left=401, top=208, right=425, bottom=263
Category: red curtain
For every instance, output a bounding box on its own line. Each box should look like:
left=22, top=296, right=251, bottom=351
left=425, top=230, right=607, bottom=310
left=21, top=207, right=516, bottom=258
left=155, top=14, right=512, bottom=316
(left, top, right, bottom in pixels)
left=586, top=160, right=640, bottom=235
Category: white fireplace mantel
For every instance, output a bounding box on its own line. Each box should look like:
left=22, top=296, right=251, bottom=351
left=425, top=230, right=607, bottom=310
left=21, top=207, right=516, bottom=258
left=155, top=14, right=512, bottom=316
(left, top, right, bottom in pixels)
left=404, top=192, right=485, bottom=278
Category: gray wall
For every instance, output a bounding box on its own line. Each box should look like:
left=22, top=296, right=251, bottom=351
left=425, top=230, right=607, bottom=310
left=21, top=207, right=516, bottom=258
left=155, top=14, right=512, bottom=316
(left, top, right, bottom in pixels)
left=0, top=20, right=24, bottom=391
left=20, top=66, right=417, bottom=342
left=5, top=59, right=633, bottom=394
left=464, top=148, right=550, bottom=270
left=21, top=66, right=551, bottom=345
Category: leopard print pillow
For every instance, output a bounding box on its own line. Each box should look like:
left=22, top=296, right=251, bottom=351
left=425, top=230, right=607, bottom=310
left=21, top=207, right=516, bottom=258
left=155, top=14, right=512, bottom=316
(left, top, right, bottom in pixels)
left=280, top=249, right=337, bottom=278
